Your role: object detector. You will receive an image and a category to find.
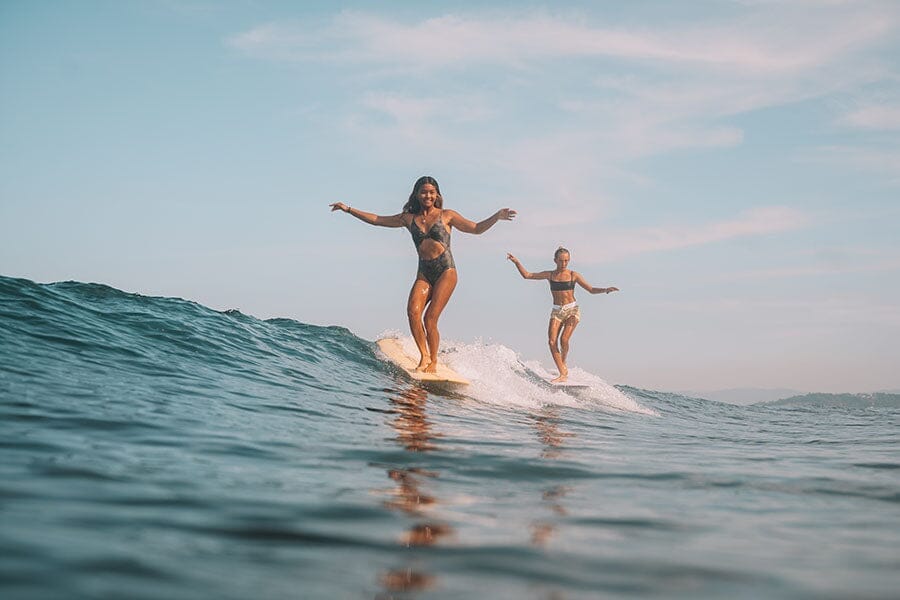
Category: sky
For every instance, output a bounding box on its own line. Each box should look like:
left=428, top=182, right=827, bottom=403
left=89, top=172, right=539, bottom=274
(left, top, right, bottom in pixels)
left=2, top=1, right=899, bottom=394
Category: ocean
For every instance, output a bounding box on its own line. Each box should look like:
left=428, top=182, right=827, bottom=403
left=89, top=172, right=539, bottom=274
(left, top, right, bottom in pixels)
left=1, top=274, right=898, bottom=599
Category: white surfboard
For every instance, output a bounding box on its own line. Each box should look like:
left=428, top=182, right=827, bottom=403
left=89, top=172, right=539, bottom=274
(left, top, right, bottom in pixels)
left=516, top=359, right=590, bottom=391
left=376, top=337, right=470, bottom=386
left=548, top=381, right=591, bottom=390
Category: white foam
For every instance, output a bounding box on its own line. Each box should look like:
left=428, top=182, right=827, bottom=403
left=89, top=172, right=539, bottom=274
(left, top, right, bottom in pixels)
left=383, top=335, right=656, bottom=415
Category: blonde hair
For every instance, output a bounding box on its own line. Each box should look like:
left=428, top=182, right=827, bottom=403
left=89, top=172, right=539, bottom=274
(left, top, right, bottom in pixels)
left=554, top=246, right=570, bottom=259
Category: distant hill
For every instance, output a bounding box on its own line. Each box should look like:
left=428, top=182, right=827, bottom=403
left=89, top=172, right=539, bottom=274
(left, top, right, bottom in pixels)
left=763, top=392, right=900, bottom=409
left=678, top=388, right=802, bottom=405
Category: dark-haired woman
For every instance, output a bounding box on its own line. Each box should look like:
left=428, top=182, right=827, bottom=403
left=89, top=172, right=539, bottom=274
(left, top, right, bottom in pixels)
left=331, top=176, right=516, bottom=372
left=507, top=247, right=618, bottom=383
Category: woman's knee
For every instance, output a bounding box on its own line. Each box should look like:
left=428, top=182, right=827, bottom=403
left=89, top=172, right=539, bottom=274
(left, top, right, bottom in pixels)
left=423, top=311, right=441, bottom=329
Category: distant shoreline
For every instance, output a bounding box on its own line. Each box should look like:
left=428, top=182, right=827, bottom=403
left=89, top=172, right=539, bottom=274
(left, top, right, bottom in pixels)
left=679, top=388, right=900, bottom=406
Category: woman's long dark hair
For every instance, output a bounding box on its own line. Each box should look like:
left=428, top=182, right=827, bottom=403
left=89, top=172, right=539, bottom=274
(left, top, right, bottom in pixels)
left=402, top=176, right=443, bottom=214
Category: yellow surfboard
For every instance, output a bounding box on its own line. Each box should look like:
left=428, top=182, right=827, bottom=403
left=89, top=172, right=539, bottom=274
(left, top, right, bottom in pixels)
left=376, top=337, right=470, bottom=386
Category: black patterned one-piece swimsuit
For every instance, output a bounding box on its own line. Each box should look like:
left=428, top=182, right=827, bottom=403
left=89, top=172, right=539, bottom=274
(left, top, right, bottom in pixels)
left=408, top=211, right=456, bottom=285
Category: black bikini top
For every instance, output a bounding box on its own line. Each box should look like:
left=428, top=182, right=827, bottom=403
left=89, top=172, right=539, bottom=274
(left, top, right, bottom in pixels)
left=549, top=273, right=576, bottom=291
left=408, top=211, right=451, bottom=248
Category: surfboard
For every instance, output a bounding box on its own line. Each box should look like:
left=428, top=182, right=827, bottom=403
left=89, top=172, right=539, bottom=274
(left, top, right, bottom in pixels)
left=548, top=382, right=591, bottom=391
left=376, top=337, right=470, bottom=386
left=516, top=359, right=590, bottom=391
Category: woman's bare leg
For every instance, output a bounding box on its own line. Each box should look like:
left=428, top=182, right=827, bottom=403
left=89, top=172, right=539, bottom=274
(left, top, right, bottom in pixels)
left=407, top=278, right=432, bottom=370
left=421, top=268, right=458, bottom=373
left=560, top=319, right=578, bottom=365
left=548, top=318, right=567, bottom=382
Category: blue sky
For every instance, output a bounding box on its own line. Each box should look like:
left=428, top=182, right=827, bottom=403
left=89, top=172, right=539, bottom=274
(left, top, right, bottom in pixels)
left=2, top=1, right=899, bottom=393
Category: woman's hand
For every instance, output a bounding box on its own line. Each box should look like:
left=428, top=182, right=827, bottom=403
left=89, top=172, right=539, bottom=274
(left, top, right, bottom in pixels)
left=497, top=208, right=517, bottom=221
left=329, top=202, right=349, bottom=213
left=506, top=253, right=519, bottom=263
left=602, top=287, right=619, bottom=294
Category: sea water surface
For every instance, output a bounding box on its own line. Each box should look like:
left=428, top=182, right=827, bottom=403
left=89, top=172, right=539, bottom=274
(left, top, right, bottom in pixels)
left=1, top=275, right=898, bottom=599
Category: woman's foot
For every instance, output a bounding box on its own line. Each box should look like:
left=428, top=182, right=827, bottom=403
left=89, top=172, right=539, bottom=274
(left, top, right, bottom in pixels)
left=423, top=361, right=438, bottom=373
left=550, top=372, right=568, bottom=383
left=415, top=358, right=431, bottom=372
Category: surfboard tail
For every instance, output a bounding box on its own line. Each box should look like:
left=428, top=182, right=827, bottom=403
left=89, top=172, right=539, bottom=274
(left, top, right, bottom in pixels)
left=376, top=337, right=470, bottom=386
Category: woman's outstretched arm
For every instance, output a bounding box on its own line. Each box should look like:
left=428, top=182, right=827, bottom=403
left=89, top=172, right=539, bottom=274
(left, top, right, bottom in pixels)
left=507, top=254, right=550, bottom=280
left=329, top=203, right=406, bottom=228
left=447, top=208, right=516, bottom=234
left=574, top=272, right=619, bottom=294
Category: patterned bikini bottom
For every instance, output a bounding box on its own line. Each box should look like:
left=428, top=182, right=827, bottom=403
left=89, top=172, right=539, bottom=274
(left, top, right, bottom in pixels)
left=417, top=250, right=456, bottom=285
left=550, top=302, right=580, bottom=323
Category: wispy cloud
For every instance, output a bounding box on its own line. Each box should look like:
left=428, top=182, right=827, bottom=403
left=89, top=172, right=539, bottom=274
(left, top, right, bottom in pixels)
left=596, top=206, right=810, bottom=262
left=230, top=5, right=898, bottom=158
left=505, top=206, right=811, bottom=263
left=359, top=92, right=493, bottom=139
left=230, top=6, right=895, bottom=74
left=838, top=104, right=900, bottom=130
left=230, top=4, right=899, bottom=232
left=645, top=295, right=900, bottom=328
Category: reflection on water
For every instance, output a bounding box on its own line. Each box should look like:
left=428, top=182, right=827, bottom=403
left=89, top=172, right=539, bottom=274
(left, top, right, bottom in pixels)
left=533, top=407, right=575, bottom=460
left=383, top=467, right=438, bottom=515
left=530, top=408, right=574, bottom=549
left=377, top=386, right=453, bottom=595
left=389, top=386, right=441, bottom=453
left=378, top=569, right=436, bottom=594
left=375, top=393, right=578, bottom=595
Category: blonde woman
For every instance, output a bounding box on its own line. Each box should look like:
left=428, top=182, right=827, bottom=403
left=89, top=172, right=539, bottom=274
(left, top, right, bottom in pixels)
left=507, top=247, right=618, bottom=382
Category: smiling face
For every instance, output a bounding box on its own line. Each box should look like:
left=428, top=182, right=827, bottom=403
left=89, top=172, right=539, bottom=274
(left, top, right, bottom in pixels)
left=417, top=183, right=439, bottom=210
left=404, top=176, right=443, bottom=214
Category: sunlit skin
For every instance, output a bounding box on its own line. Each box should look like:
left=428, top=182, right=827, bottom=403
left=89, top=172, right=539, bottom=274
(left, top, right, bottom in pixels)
left=331, top=180, right=516, bottom=372
left=507, top=250, right=618, bottom=382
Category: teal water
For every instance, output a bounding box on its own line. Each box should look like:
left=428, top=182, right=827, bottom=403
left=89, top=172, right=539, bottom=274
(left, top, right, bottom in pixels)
left=1, top=275, right=898, bottom=599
